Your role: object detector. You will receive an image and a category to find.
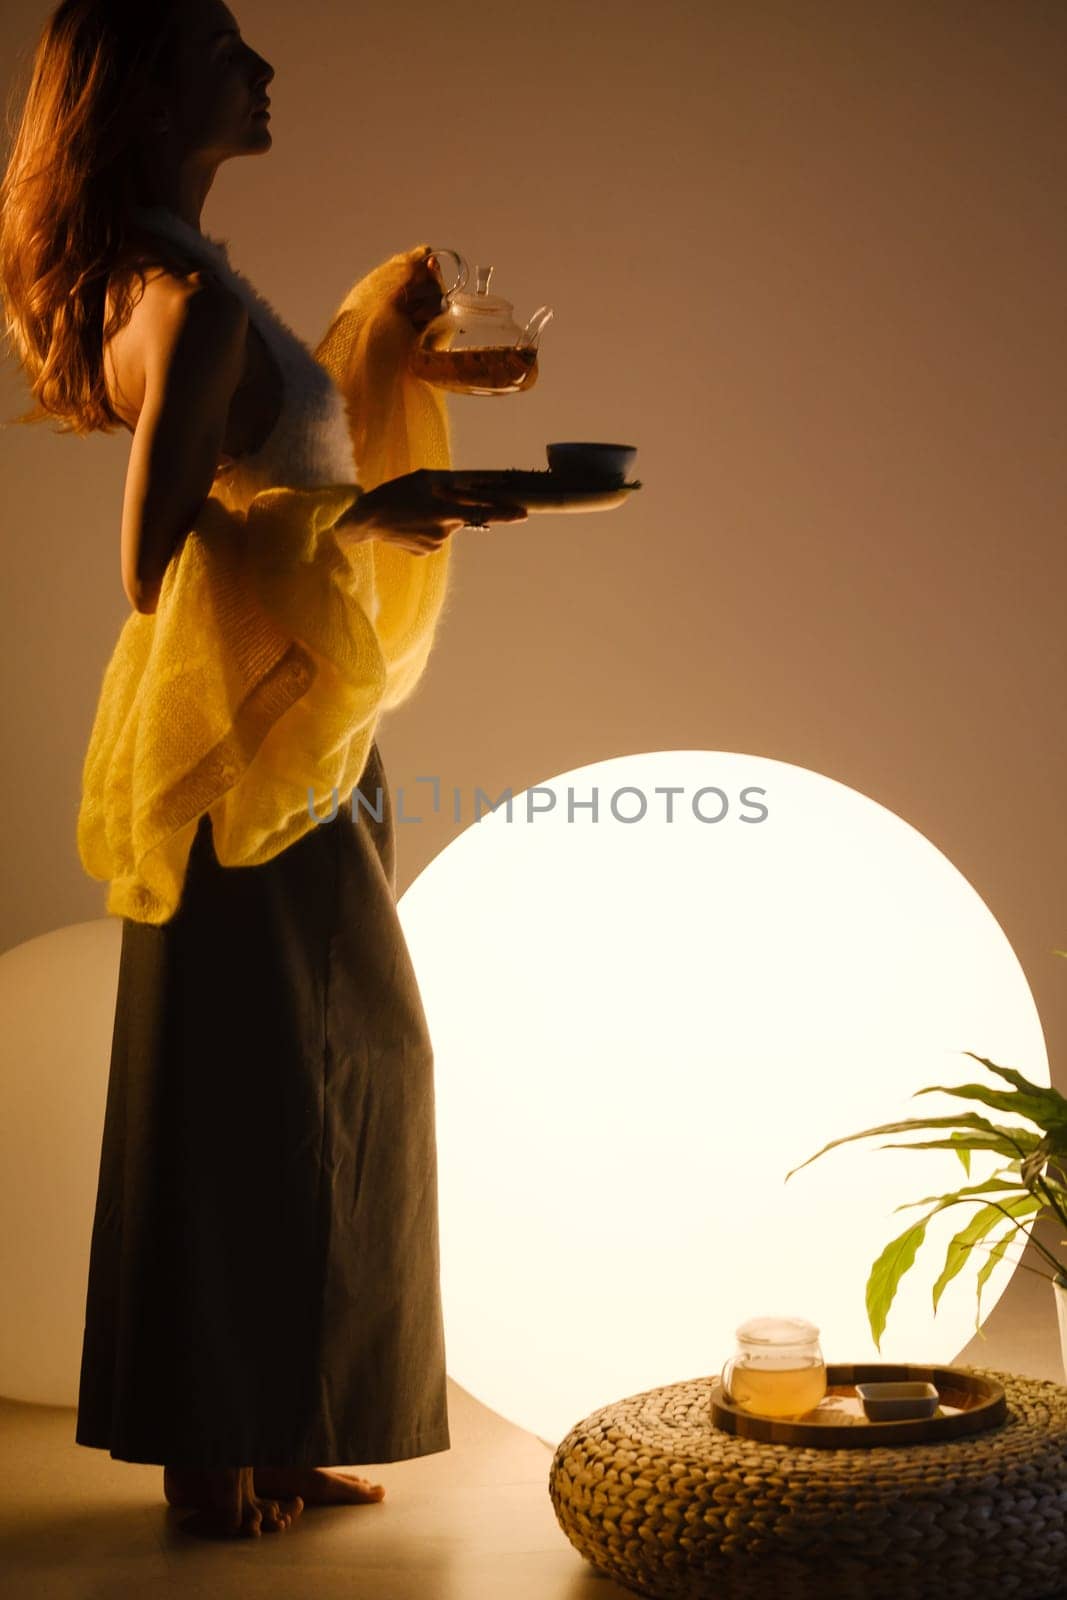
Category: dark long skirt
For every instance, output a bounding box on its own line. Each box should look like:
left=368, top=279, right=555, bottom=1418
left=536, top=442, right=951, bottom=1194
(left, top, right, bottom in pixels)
left=75, top=740, right=451, bottom=1467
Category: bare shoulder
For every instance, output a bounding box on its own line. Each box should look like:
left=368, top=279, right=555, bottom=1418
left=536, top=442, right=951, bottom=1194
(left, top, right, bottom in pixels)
left=105, top=243, right=248, bottom=422
left=111, top=250, right=246, bottom=351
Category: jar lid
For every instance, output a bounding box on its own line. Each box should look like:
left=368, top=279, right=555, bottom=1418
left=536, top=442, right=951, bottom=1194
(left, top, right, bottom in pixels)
left=735, top=1314, right=820, bottom=1345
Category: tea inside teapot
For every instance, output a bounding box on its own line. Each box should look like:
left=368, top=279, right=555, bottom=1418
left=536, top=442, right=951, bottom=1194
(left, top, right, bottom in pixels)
left=409, top=343, right=538, bottom=396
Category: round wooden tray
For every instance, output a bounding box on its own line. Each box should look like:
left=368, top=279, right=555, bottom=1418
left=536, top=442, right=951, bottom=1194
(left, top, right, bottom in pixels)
left=445, top=468, right=642, bottom=514
left=709, top=1363, right=1007, bottom=1448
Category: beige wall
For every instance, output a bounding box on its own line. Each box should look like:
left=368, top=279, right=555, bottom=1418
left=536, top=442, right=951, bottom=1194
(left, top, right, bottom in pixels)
left=2, top=1, right=1066, bottom=1370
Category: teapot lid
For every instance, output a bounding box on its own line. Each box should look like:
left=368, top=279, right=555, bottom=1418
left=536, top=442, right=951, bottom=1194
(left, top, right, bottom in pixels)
left=450, top=263, right=511, bottom=313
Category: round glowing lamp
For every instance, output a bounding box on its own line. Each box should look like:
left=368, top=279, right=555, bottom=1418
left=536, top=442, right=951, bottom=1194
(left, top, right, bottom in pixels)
left=397, top=750, right=1048, bottom=1447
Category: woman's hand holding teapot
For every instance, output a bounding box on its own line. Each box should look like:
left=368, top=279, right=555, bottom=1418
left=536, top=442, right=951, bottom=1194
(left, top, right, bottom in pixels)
left=337, top=468, right=528, bottom=556
left=394, top=250, right=446, bottom=332
left=352, top=249, right=531, bottom=552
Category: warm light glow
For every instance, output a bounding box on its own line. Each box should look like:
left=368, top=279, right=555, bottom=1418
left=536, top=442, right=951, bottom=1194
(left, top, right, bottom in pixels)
left=0, top=920, right=122, bottom=1405
left=397, top=750, right=1049, bottom=1447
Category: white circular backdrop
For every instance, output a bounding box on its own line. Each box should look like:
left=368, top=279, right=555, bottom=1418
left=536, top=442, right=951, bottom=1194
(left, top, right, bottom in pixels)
left=396, top=750, right=1048, bottom=1447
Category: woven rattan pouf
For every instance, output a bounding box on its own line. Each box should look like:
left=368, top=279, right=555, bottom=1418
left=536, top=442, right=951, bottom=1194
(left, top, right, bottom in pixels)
left=548, top=1366, right=1067, bottom=1600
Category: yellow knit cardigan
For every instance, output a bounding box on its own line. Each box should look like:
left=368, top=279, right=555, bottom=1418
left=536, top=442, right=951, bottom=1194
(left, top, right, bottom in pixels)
left=77, top=245, right=453, bottom=926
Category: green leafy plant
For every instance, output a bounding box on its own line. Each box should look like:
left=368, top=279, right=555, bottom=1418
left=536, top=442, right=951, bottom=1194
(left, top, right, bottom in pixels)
left=784, top=950, right=1067, bottom=1349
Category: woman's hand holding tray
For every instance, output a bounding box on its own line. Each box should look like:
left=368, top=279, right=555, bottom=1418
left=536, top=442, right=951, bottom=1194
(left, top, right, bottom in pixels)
left=443, top=468, right=642, bottom=515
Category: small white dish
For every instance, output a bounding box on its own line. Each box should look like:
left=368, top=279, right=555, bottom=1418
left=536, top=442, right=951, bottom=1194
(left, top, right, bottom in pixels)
left=856, top=1381, right=940, bottom=1421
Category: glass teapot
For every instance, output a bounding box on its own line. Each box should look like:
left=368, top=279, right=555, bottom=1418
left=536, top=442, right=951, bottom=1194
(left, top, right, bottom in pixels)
left=410, top=248, right=553, bottom=397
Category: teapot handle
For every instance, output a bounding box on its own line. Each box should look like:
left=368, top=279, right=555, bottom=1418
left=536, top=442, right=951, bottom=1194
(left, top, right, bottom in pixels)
left=426, top=247, right=468, bottom=299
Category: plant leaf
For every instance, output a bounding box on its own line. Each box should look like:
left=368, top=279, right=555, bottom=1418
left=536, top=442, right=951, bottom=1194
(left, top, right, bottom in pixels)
left=876, top=1125, right=1041, bottom=1159
left=931, top=1195, right=1040, bottom=1313
left=950, top=1130, right=972, bottom=1177
left=915, top=1076, right=1067, bottom=1136
left=866, top=1216, right=931, bottom=1350
left=975, top=1225, right=1019, bottom=1327
left=893, top=1175, right=1026, bottom=1212
left=960, top=1052, right=1067, bottom=1114
left=786, top=1112, right=1038, bottom=1182
left=1020, top=1133, right=1065, bottom=1190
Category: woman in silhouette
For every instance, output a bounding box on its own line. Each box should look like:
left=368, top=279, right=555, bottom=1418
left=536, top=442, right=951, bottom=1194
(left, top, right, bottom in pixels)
left=0, top=0, right=525, bottom=1539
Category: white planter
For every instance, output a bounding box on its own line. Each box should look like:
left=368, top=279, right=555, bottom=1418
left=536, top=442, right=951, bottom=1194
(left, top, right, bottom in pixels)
left=1054, top=1277, right=1067, bottom=1383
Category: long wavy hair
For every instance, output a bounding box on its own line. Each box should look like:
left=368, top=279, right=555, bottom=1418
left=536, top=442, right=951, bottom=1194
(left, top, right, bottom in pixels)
left=0, top=0, right=183, bottom=433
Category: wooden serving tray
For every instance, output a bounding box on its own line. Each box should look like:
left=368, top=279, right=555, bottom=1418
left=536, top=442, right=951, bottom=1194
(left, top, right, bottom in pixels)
left=709, top=1364, right=1007, bottom=1448
left=445, top=468, right=642, bottom=514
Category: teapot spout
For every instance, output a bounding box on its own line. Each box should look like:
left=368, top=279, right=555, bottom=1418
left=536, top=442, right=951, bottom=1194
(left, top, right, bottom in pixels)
left=518, top=306, right=554, bottom=350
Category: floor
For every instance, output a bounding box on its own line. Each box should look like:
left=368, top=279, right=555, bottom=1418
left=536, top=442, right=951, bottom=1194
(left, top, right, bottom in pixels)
left=3, top=1254, right=1064, bottom=1600
left=0, top=1377, right=626, bottom=1600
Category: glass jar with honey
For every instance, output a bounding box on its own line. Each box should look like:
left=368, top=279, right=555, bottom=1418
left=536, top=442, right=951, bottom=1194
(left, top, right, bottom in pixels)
left=720, top=1315, right=828, bottom=1418
left=410, top=250, right=553, bottom=397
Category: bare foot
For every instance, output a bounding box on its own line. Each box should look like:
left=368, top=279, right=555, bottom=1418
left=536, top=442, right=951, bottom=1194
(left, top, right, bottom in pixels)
left=253, top=1466, right=386, bottom=1505
left=163, top=1465, right=303, bottom=1538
